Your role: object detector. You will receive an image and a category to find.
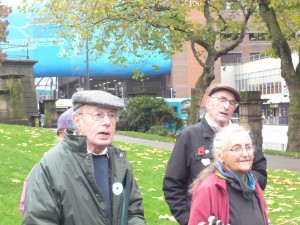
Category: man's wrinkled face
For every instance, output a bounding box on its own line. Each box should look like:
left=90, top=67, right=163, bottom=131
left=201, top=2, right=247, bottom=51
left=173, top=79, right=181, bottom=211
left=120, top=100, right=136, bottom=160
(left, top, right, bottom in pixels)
left=205, top=90, right=238, bottom=127
left=73, top=105, right=118, bottom=154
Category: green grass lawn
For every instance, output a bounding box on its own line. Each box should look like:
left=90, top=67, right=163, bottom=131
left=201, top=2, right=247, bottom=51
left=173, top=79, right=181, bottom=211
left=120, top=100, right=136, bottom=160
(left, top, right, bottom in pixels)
left=1, top=123, right=300, bottom=225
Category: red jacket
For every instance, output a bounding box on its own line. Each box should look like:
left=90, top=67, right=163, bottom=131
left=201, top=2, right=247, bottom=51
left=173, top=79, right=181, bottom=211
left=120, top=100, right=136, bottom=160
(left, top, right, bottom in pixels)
left=188, top=173, right=269, bottom=225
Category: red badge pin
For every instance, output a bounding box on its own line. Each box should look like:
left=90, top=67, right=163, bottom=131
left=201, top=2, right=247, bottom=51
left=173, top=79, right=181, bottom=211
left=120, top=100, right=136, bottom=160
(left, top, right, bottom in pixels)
left=197, top=146, right=205, bottom=155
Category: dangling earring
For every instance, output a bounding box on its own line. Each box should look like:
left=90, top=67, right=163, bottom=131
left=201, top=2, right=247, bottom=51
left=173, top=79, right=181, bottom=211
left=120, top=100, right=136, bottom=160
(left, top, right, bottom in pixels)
left=221, top=163, right=226, bottom=172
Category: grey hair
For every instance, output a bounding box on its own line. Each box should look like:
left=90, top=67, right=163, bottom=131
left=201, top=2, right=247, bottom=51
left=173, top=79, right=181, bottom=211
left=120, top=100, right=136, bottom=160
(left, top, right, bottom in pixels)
left=213, top=124, right=252, bottom=160
left=189, top=124, right=252, bottom=193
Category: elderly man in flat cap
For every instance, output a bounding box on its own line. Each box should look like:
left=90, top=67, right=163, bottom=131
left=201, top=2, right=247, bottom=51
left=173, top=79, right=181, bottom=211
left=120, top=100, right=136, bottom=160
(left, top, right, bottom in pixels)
left=22, top=90, right=146, bottom=225
left=163, top=83, right=267, bottom=225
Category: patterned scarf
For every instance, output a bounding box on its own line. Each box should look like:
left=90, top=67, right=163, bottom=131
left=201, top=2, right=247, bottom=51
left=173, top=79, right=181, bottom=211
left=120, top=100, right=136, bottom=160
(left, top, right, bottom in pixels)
left=215, top=162, right=256, bottom=201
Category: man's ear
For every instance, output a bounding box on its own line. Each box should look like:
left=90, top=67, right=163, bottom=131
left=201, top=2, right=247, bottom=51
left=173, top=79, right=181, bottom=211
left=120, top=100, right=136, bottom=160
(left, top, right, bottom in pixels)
left=72, top=113, right=81, bottom=129
left=205, top=95, right=211, bottom=108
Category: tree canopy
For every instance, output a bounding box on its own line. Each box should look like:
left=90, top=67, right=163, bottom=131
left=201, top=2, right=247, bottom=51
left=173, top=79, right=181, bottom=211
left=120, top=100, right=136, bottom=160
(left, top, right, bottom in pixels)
left=19, top=0, right=300, bottom=151
left=0, top=3, right=11, bottom=60
left=19, top=0, right=257, bottom=123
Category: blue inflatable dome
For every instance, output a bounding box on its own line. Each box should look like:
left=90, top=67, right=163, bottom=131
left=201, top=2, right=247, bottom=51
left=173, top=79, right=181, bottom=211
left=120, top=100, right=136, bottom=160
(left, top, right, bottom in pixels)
left=4, top=9, right=171, bottom=78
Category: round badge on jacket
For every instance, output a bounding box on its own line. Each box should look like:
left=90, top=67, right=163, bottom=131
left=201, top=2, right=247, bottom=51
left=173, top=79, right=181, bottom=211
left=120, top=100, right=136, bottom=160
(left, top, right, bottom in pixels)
left=201, top=158, right=211, bottom=166
left=112, top=182, right=123, bottom=195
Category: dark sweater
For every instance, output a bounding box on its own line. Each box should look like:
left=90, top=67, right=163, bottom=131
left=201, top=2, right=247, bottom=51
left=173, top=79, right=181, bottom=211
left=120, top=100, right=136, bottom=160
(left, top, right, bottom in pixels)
left=227, top=182, right=265, bottom=225
left=92, top=154, right=112, bottom=222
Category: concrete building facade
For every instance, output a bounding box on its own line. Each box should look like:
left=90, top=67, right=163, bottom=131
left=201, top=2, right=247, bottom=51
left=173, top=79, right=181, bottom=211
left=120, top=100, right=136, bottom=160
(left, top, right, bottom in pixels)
left=221, top=53, right=297, bottom=125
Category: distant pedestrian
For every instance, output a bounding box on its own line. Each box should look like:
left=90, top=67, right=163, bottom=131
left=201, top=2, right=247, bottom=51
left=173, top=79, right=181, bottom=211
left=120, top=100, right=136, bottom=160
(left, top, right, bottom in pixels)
left=56, top=107, right=76, bottom=142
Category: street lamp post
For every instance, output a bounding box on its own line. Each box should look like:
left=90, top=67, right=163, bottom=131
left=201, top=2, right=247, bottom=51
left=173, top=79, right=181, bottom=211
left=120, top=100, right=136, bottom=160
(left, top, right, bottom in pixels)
left=85, top=38, right=90, bottom=90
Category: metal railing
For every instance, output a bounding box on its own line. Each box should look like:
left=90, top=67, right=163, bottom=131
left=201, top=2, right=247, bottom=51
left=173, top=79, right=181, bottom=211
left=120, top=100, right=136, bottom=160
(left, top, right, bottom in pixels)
left=263, top=117, right=288, bottom=125
left=237, top=52, right=269, bottom=63
left=0, top=43, right=29, bottom=59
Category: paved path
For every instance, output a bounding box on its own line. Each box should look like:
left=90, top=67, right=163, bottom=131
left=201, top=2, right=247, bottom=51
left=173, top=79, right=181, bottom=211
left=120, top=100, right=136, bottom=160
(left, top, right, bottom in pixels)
left=114, top=134, right=300, bottom=173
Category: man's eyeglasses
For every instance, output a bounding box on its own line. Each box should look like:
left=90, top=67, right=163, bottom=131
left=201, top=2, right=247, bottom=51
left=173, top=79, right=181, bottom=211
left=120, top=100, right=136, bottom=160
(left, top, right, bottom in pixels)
left=228, top=144, right=255, bottom=154
left=79, top=111, right=119, bottom=122
left=210, top=96, right=239, bottom=107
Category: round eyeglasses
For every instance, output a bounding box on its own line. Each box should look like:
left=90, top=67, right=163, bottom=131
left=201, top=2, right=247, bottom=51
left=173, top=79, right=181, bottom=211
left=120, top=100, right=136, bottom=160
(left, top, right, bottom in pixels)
left=210, top=96, right=239, bottom=107
left=228, top=144, right=255, bottom=154
left=79, top=111, right=119, bottom=122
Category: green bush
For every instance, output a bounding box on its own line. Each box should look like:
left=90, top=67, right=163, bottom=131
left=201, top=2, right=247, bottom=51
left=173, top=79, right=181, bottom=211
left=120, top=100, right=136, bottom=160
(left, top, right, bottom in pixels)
left=119, top=96, right=184, bottom=132
left=146, top=125, right=169, bottom=136
left=116, top=110, right=128, bottom=131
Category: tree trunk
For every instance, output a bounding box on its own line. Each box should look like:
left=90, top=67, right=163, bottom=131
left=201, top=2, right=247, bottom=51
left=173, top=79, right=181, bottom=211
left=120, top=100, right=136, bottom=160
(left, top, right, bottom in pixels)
left=259, top=0, right=300, bottom=152
left=286, top=81, right=300, bottom=152
left=188, top=54, right=216, bottom=125
left=187, top=1, right=253, bottom=125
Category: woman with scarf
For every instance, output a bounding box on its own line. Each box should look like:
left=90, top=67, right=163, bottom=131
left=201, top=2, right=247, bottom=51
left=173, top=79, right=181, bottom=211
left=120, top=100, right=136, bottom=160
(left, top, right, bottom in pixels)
left=188, top=124, right=269, bottom=225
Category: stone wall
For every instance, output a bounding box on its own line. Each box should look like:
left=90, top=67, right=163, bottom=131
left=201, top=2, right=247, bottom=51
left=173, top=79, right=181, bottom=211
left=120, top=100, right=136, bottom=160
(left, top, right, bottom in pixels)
left=0, top=59, right=39, bottom=126
left=239, top=91, right=267, bottom=150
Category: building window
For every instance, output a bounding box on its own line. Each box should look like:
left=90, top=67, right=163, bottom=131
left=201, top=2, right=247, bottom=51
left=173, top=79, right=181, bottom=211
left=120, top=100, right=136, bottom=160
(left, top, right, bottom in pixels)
left=221, top=33, right=240, bottom=41
left=221, top=53, right=242, bottom=64
left=249, top=33, right=266, bottom=41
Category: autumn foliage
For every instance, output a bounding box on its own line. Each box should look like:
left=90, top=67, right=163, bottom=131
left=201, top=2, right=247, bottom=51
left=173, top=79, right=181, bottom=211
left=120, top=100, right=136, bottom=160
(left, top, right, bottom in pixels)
left=0, top=2, right=11, bottom=61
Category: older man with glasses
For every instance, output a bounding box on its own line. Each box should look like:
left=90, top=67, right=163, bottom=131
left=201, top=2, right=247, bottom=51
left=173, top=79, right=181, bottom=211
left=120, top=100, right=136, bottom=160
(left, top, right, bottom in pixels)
left=163, top=83, right=267, bottom=225
left=22, top=90, right=146, bottom=225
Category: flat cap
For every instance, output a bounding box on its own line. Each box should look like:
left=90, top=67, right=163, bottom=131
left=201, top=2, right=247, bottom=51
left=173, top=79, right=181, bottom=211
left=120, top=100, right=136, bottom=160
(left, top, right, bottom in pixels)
left=206, top=83, right=241, bottom=102
left=72, top=90, right=125, bottom=111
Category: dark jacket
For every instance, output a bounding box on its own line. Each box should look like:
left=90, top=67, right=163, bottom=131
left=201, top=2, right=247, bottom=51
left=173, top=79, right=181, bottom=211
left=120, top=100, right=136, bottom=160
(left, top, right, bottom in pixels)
left=189, top=173, right=269, bottom=225
left=22, top=133, right=145, bottom=225
left=162, top=117, right=267, bottom=225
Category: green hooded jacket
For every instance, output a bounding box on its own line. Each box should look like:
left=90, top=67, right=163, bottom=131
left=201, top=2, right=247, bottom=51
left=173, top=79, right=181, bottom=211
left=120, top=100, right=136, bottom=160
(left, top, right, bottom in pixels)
left=22, top=132, right=146, bottom=225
